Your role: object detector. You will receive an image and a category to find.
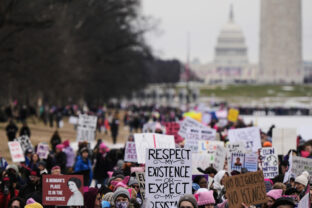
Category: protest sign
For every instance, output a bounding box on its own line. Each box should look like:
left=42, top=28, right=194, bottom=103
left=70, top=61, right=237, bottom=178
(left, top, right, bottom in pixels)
left=259, top=148, right=278, bottom=179
left=225, top=171, right=267, bottom=208
left=298, top=193, right=310, bottom=208
left=145, top=148, right=192, bottom=208
left=192, top=152, right=215, bottom=174
left=131, top=167, right=145, bottom=173
left=228, top=127, right=261, bottom=152
left=37, top=143, right=50, bottom=159
left=43, top=175, right=84, bottom=206
left=124, top=142, right=137, bottom=163
left=69, top=116, right=78, bottom=125
left=142, top=122, right=157, bottom=133
left=231, top=153, right=258, bottom=172
left=198, top=140, right=224, bottom=154
left=135, top=172, right=145, bottom=199
left=228, top=108, right=239, bottom=122
left=291, top=156, right=312, bottom=183
left=214, top=145, right=227, bottom=171
left=15, top=135, right=33, bottom=152
left=8, top=141, right=25, bottom=162
left=272, top=128, right=297, bottom=155
left=164, top=122, right=184, bottom=143
left=178, top=117, right=205, bottom=138
left=134, top=133, right=175, bottom=164
left=76, top=114, right=97, bottom=142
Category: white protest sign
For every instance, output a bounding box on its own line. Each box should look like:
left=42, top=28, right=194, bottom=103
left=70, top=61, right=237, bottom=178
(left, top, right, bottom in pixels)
left=298, top=126, right=312, bottom=141
left=69, top=116, right=78, bottom=125
left=76, top=114, right=97, bottom=142
left=37, top=143, right=50, bottom=159
left=272, top=128, right=297, bottom=155
left=124, top=142, right=137, bottom=163
left=178, top=117, right=205, bottom=138
left=228, top=127, right=261, bottom=153
left=145, top=148, right=192, bottom=208
left=15, top=135, right=33, bottom=152
left=214, top=145, right=226, bottom=171
left=142, top=122, right=157, bottom=133
left=291, top=156, right=312, bottom=183
left=192, top=152, right=215, bottom=174
left=134, top=133, right=175, bottom=164
left=8, top=141, right=25, bottom=162
left=198, top=140, right=224, bottom=154
left=260, top=148, right=278, bottom=179
left=185, top=127, right=216, bottom=152
left=298, top=193, right=310, bottom=208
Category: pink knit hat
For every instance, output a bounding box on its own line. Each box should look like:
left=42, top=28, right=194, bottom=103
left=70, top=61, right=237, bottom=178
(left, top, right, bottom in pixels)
left=267, top=189, right=283, bottom=200
left=196, top=190, right=215, bottom=206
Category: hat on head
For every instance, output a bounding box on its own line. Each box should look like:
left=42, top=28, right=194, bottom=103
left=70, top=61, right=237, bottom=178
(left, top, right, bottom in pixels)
left=25, top=198, right=43, bottom=208
left=56, top=144, right=64, bottom=150
left=128, top=177, right=138, bottom=186
left=6, top=164, right=19, bottom=174
left=63, top=140, right=70, bottom=148
left=272, top=197, right=295, bottom=208
left=80, top=147, right=89, bottom=154
left=295, top=171, right=309, bottom=186
left=196, top=190, right=215, bottom=206
left=30, top=170, right=40, bottom=177
left=101, top=200, right=111, bottom=208
left=51, top=165, right=61, bottom=171
left=102, top=192, right=114, bottom=205
left=38, top=161, right=46, bottom=168
left=263, top=141, right=272, bottom=147
left=113, top=188, right=130, bottom=202
left=267, top=189, right=283, bottom=200
left=25, top=148, right=33, bottom=154
left=178, top=194, right=198, bottom=208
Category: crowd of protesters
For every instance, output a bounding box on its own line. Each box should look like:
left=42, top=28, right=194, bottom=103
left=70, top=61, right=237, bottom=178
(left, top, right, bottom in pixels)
left=0, top=103, right=311, bottom=208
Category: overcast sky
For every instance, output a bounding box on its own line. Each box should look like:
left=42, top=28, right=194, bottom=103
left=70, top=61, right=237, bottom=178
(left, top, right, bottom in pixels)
left=142, top=0, right=312, bottom=63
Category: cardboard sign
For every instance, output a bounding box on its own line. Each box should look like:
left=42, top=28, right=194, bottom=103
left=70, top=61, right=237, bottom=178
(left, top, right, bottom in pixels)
left=134, top=133, right=175, bottom=164
left=8, top=141, right=25, bottom=162
left=228, top=108, right=239, bottom=122
left=231, top=153, right=258, bottom=172
left=43, top=175, right=84, bottom=206
left=225, top=171, right=267, bottom=208
left=228, top=127, right=261, bottom=152
left=135, top=172, right=146, bottom=199
left=37, top=143, right=50, bottom=159
left=124, top=142, right=137, bottom=163
left=15, top=135, right=33, bottom=153
left=76, top=114, right=97, bottom=142
left=259, top=148, right=278, bottom=179
left=272, top=128, right=297, bottom=155
left=291, top=156, right=312, bottom=183
left=145, top=148, right=192, bottom=208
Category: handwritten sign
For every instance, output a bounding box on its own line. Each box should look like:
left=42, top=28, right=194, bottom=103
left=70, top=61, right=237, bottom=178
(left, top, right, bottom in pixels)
left=259, top=148, right=278, bottom=179
left=145, top=148, right=192, bottom=208
left=214, top=145, right=226, bottom=171
left=291, top=156, right=312, bottom=183
left=164, top=122, right=183, bottom=143
left=178, top=117, right=206, bottom=138
left=15, top=135, right=33, bottom=153
left=185, top=127, right=216, bottom=152
left=124, top=142, right=137, bottom=163
left=134, top=133, right=175, bottom=164
left=225, top=171, right=267, bottom=208
left=76, top=114, right=97, bottom=142
left=136, top=172, right=146, bottom=199
left=228, top=127, right=261, bottom=152
left=43, top=175, right=84, bottom=206
left=8, top=141, right=25, bottom=162
left=37, top=143, right=50, bottom=159
left=272, top=128, right=297, bottom=155
left=298, top=193, right=310, bottom=208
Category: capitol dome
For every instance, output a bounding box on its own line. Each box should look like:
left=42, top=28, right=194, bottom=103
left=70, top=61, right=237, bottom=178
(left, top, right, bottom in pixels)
left=214, top=5, right=249, bottom=66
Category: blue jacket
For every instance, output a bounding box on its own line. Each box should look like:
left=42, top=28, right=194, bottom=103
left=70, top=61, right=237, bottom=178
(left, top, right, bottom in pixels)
left=74, top=155, right=93, bottom=185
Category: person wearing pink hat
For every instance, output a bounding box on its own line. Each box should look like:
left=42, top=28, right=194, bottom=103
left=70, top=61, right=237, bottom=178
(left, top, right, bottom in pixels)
left=265, top=189, right=283, bottom=208
left=195, top=189, right=215, bottom=208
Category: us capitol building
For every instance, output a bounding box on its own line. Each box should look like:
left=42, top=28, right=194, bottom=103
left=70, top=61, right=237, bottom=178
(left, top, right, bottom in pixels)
left=191, top=6, right=258, bottom=84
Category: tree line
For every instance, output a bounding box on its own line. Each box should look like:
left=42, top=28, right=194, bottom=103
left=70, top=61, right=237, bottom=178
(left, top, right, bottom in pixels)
left=0, top=0, right=181, bottom=106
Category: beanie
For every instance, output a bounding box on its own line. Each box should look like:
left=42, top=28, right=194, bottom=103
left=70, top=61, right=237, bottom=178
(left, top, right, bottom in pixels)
left=196, top=190, right=215, bottom=206
left=267, top=189, right=283, bottom=200
left=178, top=194, right=198, bottom=208
left=295, top=171, right=309, bottom=186
left=25, top=198, right=43, bottom=208
left=263, top=141, right=272, bottom=147
left=113, top=188, right=130, bottom=202
left=128, top=177, right=138, bottom=186
left=56, top=144, right=64, bottom=150
left=63, top=140, right=70, bottom=148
